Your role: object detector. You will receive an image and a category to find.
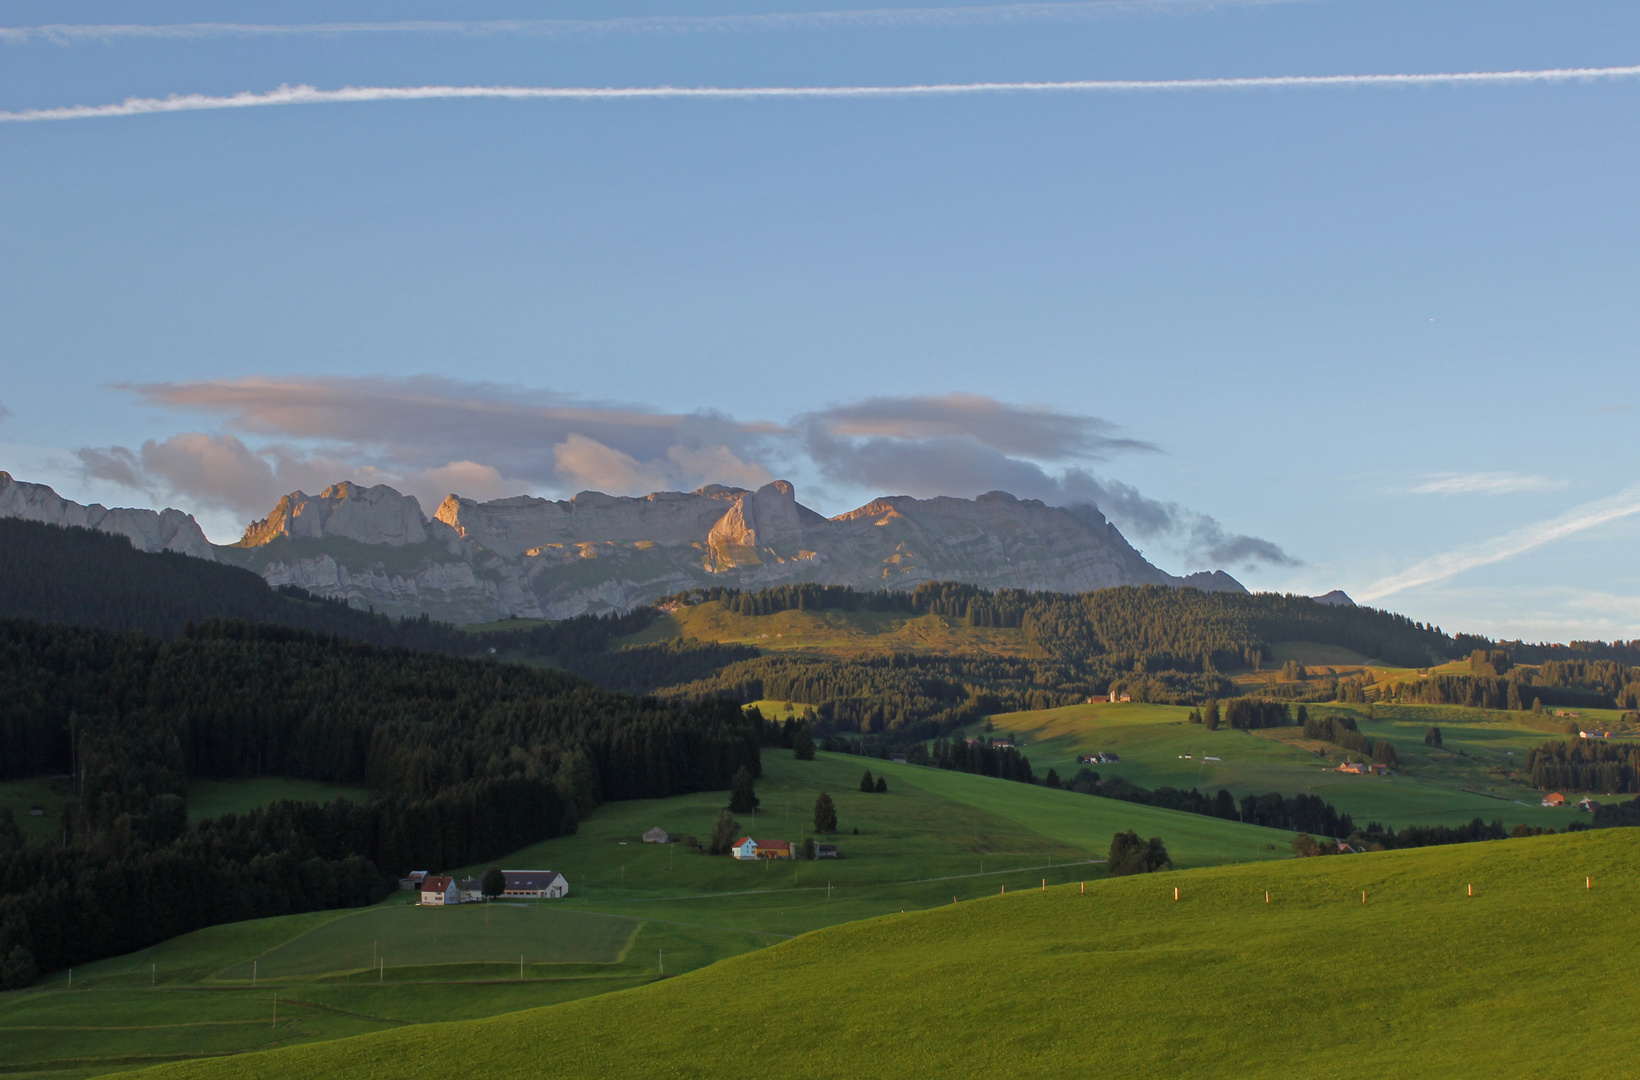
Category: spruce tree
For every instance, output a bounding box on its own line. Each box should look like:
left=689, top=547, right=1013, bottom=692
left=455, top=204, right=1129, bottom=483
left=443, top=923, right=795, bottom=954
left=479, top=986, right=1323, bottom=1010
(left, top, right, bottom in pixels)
left=1045, top=768, right=1061, bottom=789
left=707, top=811, right=740, bottom=856
left=860, top=769, right=876, bottom=793
left=792, top=723, right=816, bottom=761
left=875, top=776, right=887, bottom=794
left=1424, top=725, right=1443, bottom=748
left=728, top=766, right=760, bottom=814
left=813, top=791, right=837, bottom=833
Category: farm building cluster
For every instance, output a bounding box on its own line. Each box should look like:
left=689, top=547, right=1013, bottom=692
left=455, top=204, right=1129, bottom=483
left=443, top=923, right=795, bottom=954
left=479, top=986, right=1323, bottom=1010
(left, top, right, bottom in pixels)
left=732, top=837, right=838, bottom=860
left=1540, top=793, right=1603, bottom=812
left=401, top=869, right=569, bottom=904
left=1078, top=752, right=1120, bottom=764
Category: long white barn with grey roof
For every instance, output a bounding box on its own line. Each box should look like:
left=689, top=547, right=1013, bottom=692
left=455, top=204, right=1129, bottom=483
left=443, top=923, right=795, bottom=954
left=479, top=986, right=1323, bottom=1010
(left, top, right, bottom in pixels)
left=502, top=870, right=569, bottom=898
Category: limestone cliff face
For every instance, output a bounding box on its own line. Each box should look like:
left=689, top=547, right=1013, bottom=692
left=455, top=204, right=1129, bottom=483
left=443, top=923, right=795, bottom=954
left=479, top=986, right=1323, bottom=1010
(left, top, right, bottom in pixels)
left=0, top=472, right=215, bottom=560
left=226, top=478, right=1245, bottom=622
left=237, top=482, right=432, bottom=547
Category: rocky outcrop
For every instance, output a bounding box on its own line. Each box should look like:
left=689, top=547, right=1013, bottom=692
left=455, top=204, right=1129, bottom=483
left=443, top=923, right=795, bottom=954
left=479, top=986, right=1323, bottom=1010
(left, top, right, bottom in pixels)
left=0, top=471, right=215, bottom=560
left=224, top=478, right=1246, bottom=622
left=1312, top=590, right=1355, bottom=607
left=238, top=482, right=433, bottom=547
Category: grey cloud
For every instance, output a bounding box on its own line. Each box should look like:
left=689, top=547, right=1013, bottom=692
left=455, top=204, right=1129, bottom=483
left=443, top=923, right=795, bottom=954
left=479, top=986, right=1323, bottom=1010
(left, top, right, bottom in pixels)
left=805, top=405, right=1296, bottom=570
left=800, top=393, right=1156, bottom=461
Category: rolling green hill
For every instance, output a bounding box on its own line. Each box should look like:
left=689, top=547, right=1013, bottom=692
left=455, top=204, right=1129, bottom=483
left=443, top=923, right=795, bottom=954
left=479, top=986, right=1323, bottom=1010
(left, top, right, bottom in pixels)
left=132, top=827, right=1638, bottom=1080
left=0, top=753, right=1290, bottom=1076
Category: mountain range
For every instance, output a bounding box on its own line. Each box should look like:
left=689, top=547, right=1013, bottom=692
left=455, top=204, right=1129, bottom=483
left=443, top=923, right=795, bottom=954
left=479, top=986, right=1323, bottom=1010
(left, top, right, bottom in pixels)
left=1, top=470, right=1252, bottom=623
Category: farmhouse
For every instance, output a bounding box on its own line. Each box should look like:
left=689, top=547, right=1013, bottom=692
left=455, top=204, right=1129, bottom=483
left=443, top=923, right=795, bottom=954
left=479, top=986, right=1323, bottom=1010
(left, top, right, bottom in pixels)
left=1336, top=762, right=1387, bottom=776
left=1579, top=797, right=1601, bottom=813
left=28, top=804, right=43, bottom=817
left=1542, top=793, right=1566, bottom=807
left=501, top=870, right=569, bottom=898
left=890, top=754, right=908, bottom=764
left=419, top=876, right=460, bottom=905
left=732, top=837, right=794, bottom=860
left=990, top=737, right=1016, bottom=749
left=815, top=844, right=838, bottom=859
left=1580, top=730, right=1612, bottom=740
left=643, top=827, right=670, bottom=843
left=456, top=878, right=482, bottom=902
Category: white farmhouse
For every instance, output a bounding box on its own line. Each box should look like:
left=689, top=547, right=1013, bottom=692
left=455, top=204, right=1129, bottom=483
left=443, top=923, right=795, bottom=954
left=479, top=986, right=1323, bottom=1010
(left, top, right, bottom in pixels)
left=501, top=870, right=569, bottom=898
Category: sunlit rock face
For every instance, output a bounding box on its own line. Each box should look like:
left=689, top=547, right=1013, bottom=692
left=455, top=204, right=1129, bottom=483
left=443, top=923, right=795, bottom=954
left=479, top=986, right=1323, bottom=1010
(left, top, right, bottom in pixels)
left=0, top=471, right=215, bottom=560
left=223, top=478, right=1245, bottom=622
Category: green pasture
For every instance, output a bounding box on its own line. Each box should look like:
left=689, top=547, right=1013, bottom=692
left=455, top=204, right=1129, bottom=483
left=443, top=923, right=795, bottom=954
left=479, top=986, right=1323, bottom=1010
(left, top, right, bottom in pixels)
left=136, top=827, right=1640, bottom=1080
left=977, top=698, right=1618, bottom=830
left=2, top=753, right=1293, bottom=1077
left=186, top=778, right=370, bottom=823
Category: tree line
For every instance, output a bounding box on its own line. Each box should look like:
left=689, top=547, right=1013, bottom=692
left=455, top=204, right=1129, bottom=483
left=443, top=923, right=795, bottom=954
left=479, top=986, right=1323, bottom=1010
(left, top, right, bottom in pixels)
left=0, top=616, right=762, bottom=989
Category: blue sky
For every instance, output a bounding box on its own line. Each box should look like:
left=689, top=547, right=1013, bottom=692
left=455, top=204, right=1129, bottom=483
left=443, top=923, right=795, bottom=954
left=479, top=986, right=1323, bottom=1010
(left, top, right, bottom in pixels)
left=2, top=0, right=1638, bottom=641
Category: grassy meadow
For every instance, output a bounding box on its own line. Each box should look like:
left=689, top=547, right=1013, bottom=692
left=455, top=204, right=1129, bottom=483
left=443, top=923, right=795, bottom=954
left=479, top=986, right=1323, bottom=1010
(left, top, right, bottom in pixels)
left=1, top=752, right=1289, bottom=1077
left=132, top=826, right=1640, bottom=1080
left=977, top=697, right=1617, bottom=830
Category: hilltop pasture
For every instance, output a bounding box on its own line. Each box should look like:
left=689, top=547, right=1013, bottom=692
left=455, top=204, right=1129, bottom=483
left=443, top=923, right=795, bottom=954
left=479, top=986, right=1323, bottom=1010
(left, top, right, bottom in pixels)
left=977, top=698, right=1609, bottom=830
left=134, top=828, right=1640, bottom=1080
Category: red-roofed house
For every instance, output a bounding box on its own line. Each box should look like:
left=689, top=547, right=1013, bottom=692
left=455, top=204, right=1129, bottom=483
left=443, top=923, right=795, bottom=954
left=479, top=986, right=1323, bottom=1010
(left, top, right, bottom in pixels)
left=731, top=838, right=793, bottom=861
left=419, top=876, right=460, bottom=905
left=1541, top=793, right=1566, bottom=808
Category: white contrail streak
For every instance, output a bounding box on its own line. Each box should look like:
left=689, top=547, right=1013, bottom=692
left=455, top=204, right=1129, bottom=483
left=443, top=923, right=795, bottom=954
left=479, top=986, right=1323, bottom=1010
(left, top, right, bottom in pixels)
left=0, top=2, right=1317, bottom=44
left=4, top=66, right=1639, bottom=124
left=1357, top=484, right=1640, bottom=602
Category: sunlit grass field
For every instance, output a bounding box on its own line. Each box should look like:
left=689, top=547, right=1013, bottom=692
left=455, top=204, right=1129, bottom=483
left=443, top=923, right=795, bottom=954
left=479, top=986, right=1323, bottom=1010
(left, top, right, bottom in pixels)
left=135, top=827, right=1640, bottom=1080
left=977, top=698, right=1618, bottom=829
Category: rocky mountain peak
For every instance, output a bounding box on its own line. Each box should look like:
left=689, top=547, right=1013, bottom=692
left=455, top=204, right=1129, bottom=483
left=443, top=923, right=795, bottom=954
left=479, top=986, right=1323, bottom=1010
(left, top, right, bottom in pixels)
left=237, top=483, right=430, bottom=547
left=0, top=472, right=215, bottom=560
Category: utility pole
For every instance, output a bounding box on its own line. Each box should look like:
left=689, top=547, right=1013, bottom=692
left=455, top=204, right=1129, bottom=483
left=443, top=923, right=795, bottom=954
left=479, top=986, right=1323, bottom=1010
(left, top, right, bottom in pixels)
left=658, top=950, right=664, bottom=976
left=253, top=961, right=257, bottom=987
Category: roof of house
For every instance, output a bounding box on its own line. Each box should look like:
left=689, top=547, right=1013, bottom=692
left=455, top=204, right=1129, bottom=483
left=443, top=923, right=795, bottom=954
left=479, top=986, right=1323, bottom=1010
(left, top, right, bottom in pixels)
left=758, top=839, right=791, bottom=851
left=733, top=836, right=757, bottom=848
left=456, top=879, right=480, bottom=890
left=502, top=870, right=564, bottom=890
left=1543, top=793, right=1565, bottom=803
left=643, top=827, right=668, bottom=839
left=816, top=843, right=837, bottom=851
left=421, top=876, right=454, bottom=891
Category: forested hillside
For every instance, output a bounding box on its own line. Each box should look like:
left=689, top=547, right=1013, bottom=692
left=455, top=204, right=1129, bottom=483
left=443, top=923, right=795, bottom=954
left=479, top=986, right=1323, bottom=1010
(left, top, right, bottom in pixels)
left=0, top=617, right=760, bottom=989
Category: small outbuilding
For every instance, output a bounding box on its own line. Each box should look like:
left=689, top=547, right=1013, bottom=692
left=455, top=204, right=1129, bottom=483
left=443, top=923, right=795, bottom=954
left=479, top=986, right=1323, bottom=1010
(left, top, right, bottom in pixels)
left=1579, top=797, right=1601, bottom=813
left=456, top=878, right=482, bottom=902
left=815, top=844, right=839, bottom=859
left=1542, top=793, right=1566, bottom=807
left=643, top=827, right=670, bottom=844
left=28, top=804, right=44, bottom=817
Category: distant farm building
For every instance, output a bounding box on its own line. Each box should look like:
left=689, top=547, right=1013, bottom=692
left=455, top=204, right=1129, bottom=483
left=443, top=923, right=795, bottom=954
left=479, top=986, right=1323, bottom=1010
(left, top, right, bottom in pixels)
left=643, top=827, right=670, bottom=843
left=890, top=755, right=908, bottom=764
left=990, top=737, right=1016, bottom=749
left=1337, top=762, right=1389, bottom=776
left=732, top=837, right=793, bottom=861
left=1580, top=730, right=1612, bottom=740
left=1105, top=691, right=1132, bottom=703
left=28, top=804, right=44, bottom=817
left=502, top=870, right=569, bottom=898
left=456, top=878, right=482, bottom=902
left=815, top=844, right=839, bottom=859
left=1542, top=793, right=1566, bottom=807
left=1579, top=797, right=1601, bottom=813
left=419, top=876, right=460, bottom=905
left=400, top=870, right=431, bottom=890
left=1080, top=752, right=1120, bottom=764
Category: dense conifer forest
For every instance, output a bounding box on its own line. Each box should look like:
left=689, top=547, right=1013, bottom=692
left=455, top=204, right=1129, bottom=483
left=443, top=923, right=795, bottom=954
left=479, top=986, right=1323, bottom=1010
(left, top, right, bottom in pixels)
left=0, top=616, right=760, bottom=989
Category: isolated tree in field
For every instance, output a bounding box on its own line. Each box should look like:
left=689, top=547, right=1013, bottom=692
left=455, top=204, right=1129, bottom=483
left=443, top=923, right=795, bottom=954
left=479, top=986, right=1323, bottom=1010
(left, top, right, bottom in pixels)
left=1204, top=700, right=1220, bottom=729
left=813, top=791, right=837, bottom=833
left=1045, top=768, right=1061, bottom=789
left=1107, top=831, right=1171, bottom=876
left=1424, top=726, right=1443, bottom=748
left=1188, top=709, right=1202, bottom=724
left=707, top=811, right=740, bottom=856
left=860, top=769, right=876, bottom=793
left=728, top=766, right=760, bottom=814
left=481, top=866, right=506, bottom=899
left=792, top=723, right=816, bottom=761
left=874, top=776, right=887, bottom=794
left=1373, top=740, right=1400, bottom=768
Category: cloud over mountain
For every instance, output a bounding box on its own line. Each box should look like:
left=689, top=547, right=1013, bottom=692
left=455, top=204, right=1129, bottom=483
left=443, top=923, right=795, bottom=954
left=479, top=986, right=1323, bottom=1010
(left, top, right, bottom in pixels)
left=78, top=376, right=1293, bottom=569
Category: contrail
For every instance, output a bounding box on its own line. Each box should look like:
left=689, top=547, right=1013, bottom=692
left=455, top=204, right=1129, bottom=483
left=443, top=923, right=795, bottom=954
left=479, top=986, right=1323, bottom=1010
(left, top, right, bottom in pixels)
left=4, top=65, right=1639, bottom=124
left=1357, top=484, right=1640, bottom=602
left=0, top=1, right=1318, bottom=45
